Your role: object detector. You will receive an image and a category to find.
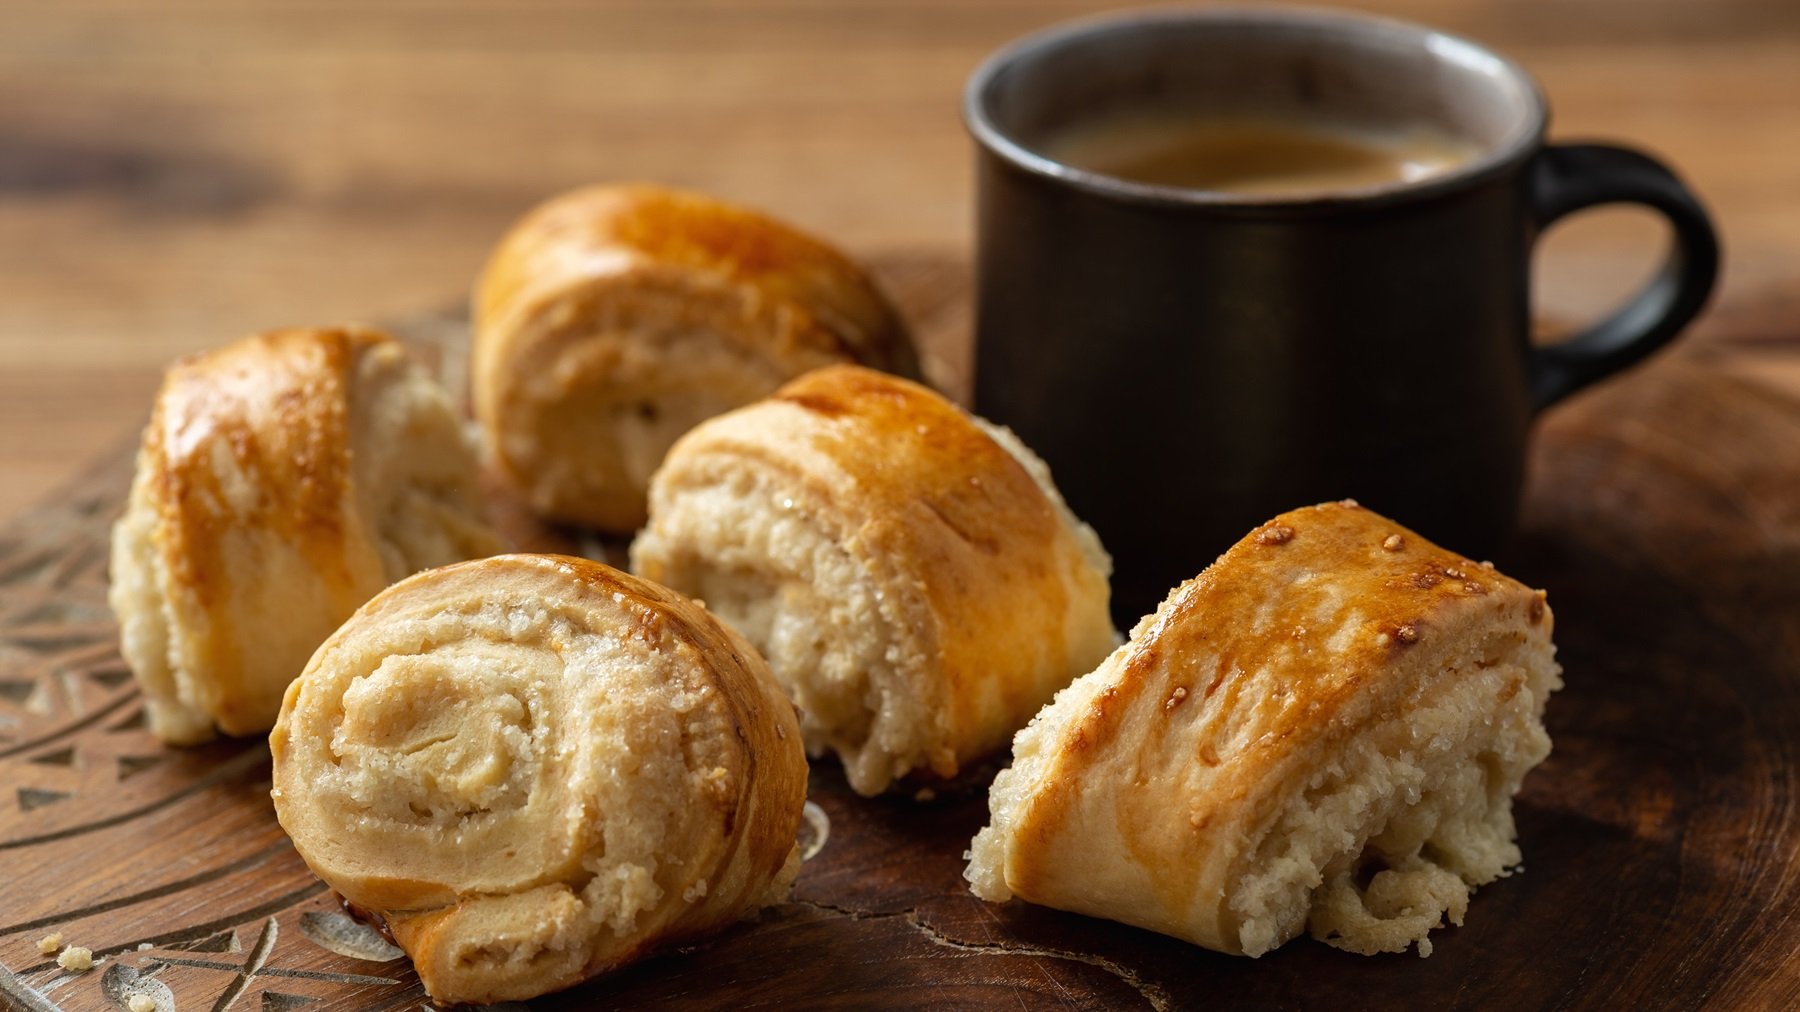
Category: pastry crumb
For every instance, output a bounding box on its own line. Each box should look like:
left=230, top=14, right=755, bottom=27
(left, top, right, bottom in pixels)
left=35, top=932, right=62, bottom=955
left=56, top=946, right=94, bottom=971
left=1382, top=534, right=1404, bottom=552
left=913, top=787, right=937, bottom=802
left=128, top=995, right=157, bottom=1012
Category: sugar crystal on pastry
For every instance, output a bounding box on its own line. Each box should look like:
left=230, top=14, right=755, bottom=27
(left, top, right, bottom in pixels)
left=966, top=500, right=1561, bottom=958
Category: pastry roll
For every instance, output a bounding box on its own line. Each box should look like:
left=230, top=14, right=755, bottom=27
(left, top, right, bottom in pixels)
left=473, top=183, right=919, bottom=533
left=108, top=326, right=500, bottom=744
left=631, top=364, right=1116, bottom=796
left=966, top=501, right=1561, bottom=958
left=269, top=554, right=807, bottom=1006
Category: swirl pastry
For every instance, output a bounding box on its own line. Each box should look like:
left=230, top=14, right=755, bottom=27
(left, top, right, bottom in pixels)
left=269, top=554, right=807, bottom=1005
left=631, top=364, right=1116, bottom=796
left=473, top=183, right=919, bottom=533
left=108, top=326, right=499, bottom=744
left=966, top=501, right=1561, bottom=958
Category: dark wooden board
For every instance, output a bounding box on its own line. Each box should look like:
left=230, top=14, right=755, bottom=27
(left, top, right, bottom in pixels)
left=1, top=256, right=1797, bottom=1011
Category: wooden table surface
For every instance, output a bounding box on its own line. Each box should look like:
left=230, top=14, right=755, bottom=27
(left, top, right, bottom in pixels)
left=2, top=0, right=1799, bottom=524
left=2, top=4, right=1800, bottom=1011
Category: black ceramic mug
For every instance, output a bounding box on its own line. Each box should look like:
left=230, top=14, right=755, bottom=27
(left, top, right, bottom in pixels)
left=966, top=6, right=1719, bottom=621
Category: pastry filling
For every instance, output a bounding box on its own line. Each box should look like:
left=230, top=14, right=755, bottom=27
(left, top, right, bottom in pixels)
left=292, top=593, right=757, bottom=999
left=632, top=460, right=930, bottom=795
left=1230, top=629, right=1559, bottom=957
left=331, top=643, right=540, bottom=824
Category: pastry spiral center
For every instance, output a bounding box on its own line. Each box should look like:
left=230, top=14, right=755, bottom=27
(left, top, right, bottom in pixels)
left=333, top=642, right=552, bottom=823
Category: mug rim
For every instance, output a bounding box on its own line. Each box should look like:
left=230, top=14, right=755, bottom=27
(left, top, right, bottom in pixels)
left=963, top=4, right=1550, bottom=211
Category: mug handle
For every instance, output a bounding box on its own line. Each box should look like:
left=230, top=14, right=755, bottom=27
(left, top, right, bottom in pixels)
left=1527, top=143, right=1720, bottom=409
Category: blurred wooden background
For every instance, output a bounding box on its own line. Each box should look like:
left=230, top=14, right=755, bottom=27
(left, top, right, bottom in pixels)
left=2, top=0, right=1798, bottom=522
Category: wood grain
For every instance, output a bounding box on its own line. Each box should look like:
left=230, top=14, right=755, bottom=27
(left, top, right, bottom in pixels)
left=2, top=0, right=1799, bottom=522
left=3, top=1, right=1799, bottom=1005
left=1, top=256, right=1798, bottom=1010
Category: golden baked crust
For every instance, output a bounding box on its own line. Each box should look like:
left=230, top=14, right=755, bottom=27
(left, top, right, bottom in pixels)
left=107, top=326, right=499, bottom=743
left=966, top=501, right=1561, bottom=958
left=269, top=554, right=808, bottom=1005
left=473, top=183, right=919, bottom=532
left=631, top=364, right=1115, bottom=795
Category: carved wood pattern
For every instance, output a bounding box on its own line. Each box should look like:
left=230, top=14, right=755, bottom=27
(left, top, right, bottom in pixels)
left=1, top=257, right=1797, bottom=1010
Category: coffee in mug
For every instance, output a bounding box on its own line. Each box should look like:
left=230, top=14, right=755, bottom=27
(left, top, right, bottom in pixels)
left=1041, top=113, right=1480, bottom=197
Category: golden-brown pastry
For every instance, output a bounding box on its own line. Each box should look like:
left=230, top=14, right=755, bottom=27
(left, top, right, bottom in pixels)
left=108, top=326, right=500, bottom=744
left=269, top=554, right=807, bottom=1006
left=630, top=364, right=1116, bottom=796
left=473, top=183, right=919, bottom=532
left=966, top=501, right=1561, bottom=958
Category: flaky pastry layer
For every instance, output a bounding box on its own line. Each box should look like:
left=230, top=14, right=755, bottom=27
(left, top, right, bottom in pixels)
left=632, top=365, right=1116, bottom=795
left=108, top=326, right=498, bottom=743
left=270, top=554, right=807, bottom=1005
left=472, top=184, right=918, bottom=532
left=967, top=501, right=1561, bottom=958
